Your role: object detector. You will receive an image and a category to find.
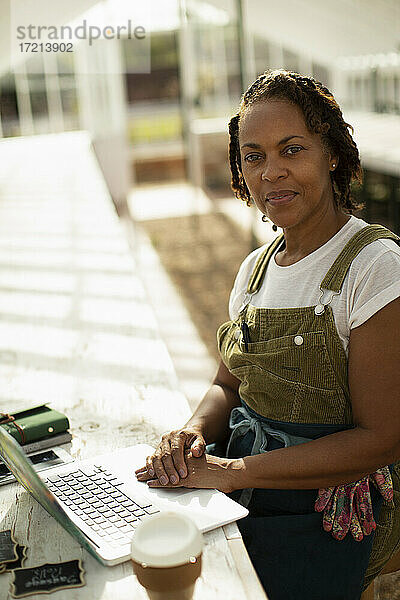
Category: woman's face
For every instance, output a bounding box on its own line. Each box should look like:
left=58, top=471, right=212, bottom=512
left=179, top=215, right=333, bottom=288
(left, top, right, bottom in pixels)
left=238, top=100, right=338, bottom=231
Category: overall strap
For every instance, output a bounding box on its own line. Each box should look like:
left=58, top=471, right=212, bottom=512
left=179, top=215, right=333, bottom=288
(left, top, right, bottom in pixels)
left=320, top=224, right=400, bottom=293
left=247, top=234, right=285, bottom=294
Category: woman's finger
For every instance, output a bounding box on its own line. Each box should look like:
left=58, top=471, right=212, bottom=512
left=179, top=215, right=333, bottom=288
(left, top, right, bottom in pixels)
left=134, top=466, right=147, bottom=475
left=170, top=432, right=188, bottom=478
left=147, top=479, right=182, bottom=489
left=190, top=435, right=206, bottom=457
left=135, top=465, right=148, bottom=478
left=145, top=455, right=155, bottom=478
left=152, top=437, right=172, bottom=485
left=136, top=470, right=152, bottom=481
left=160, top=445, right=180, bottom=485
left=135, top=457, right=155, bottom=481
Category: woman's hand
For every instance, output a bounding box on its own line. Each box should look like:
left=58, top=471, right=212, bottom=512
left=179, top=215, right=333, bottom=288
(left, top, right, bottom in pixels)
left=134, top=427, right=207, bottom=486
left=136, top=450, right=243, bottom=494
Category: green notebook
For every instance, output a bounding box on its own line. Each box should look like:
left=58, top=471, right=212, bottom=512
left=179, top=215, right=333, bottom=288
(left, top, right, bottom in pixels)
left=0, top=405, right=70, bottom=446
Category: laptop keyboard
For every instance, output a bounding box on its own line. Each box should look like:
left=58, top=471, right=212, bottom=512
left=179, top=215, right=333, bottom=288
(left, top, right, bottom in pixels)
left=43, top=464, right=160, bottom=548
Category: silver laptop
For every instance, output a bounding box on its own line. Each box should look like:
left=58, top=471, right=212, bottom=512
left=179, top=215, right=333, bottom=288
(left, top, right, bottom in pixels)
left=0, top=427, right=248, bottom=566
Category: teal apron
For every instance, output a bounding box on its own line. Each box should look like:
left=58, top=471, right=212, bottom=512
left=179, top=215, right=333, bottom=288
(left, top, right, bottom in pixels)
left=215, top=224, right=400, bottom=600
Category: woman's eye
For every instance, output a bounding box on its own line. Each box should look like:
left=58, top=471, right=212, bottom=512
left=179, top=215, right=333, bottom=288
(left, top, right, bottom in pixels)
left=244, top=153, right=262, bottom=163
left=285, top=146, right=303, bottom=155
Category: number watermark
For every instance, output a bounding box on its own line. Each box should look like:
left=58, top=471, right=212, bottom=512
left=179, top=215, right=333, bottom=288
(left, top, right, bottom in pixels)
left=19, top=42, right=74, bottom=53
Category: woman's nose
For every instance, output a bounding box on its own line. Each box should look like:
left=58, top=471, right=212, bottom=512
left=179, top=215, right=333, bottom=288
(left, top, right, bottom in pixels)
left=261, top=160, right=288, bottom=182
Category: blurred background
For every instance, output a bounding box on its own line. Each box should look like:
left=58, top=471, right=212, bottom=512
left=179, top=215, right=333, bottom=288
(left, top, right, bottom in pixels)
left=0, top=2, right=399, bottom=594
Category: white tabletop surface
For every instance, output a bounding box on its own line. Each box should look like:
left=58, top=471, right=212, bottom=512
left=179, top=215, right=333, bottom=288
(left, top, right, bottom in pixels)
left=0, top=132, right=267, bottom=600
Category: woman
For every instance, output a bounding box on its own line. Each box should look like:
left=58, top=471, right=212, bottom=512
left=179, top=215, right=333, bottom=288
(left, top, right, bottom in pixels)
left=135, top=70, right=400, bottom=599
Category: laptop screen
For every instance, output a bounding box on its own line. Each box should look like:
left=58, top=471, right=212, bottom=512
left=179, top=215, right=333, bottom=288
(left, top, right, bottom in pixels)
left=0, top=426, right=99, bottom=560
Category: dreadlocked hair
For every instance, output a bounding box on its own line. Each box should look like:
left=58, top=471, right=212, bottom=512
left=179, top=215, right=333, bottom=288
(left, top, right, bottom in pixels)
left=228, top=69, right=363, bottom=212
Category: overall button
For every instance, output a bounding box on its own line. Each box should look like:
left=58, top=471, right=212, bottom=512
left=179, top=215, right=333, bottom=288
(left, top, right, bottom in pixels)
left=294, top=335, right=304, bottom=346
left=315, top=303, right=325, bottom=315
left=234, top=329, right=242, bottom=341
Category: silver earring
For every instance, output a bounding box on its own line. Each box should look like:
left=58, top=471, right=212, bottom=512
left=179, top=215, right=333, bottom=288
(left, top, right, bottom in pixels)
left=262, top=215, right=278, bottom=231
left=332, top=163, right=336, bottom=169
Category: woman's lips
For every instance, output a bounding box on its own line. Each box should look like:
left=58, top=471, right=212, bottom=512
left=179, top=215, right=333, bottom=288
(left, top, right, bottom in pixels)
left=267, top=193, right=298, bottom=206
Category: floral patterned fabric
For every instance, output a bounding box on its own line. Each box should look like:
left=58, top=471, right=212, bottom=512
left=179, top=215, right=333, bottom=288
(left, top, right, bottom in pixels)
left=315, top=467, right=394, bottom=541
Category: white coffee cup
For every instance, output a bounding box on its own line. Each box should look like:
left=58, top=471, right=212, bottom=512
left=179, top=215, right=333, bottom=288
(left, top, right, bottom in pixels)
left=131, top=512, right=203, bottom=600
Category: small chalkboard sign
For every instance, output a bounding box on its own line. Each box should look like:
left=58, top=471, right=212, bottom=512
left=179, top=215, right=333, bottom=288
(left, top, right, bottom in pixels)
left=4, top=544, right=27, bottom=571
left=10, top=560, right=85, bottom=598
left=0, top=529, right=18, bottom=563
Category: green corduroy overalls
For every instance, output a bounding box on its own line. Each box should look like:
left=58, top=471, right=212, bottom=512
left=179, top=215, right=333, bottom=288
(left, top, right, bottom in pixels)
left=217, top=224, right=400, bottom=593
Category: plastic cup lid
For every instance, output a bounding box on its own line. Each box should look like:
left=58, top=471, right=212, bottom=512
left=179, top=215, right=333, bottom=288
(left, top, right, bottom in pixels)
left=130, top=511, right=203, bottom=568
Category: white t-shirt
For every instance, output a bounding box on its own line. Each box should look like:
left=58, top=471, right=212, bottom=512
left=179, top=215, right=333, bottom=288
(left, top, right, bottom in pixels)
left=229, top=216, right=400, bottom=355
